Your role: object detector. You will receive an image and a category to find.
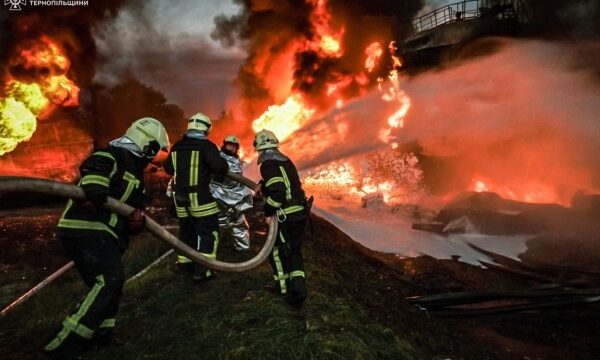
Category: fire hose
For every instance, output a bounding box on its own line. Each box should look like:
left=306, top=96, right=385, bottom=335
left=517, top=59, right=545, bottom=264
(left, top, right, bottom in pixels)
left=0, top=173, right=274, bottom=272
left=0, top=173, right=274, bottom=316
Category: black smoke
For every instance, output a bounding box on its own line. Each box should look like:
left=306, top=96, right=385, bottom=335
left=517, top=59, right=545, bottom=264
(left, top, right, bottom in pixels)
left=0, top=1, right=127, bottom=89
left=212, top=0, right=423, bottom=119
left=524, top=0, right=600, bottom=39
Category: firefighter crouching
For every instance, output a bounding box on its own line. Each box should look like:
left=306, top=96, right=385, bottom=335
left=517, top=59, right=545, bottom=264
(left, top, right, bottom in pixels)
left=44, top=117, right=170, bottom=359
left=209, top=135, right=253, bottom=251
left=254, top=129, right=309, bottom=305
left=163, top=112, right=229, bottom=281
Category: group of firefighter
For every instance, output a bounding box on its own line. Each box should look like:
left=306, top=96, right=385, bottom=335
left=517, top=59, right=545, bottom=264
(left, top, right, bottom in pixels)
left=43, top=114, right=311, bottom=359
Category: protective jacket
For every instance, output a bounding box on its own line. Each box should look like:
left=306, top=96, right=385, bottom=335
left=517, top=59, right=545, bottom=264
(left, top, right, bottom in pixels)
left=210, top=151, right=253, bottom=214
left=210, top=150, right=253, bottom=250
left=259, top=149, right=307, bottom=221
left=164, top=132, right=228, bottom=218
left=58, top=146, right=146, bottom=249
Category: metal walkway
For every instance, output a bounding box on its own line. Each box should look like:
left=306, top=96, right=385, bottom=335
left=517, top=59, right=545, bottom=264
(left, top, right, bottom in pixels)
left=412, top=0, right=528, bottom=33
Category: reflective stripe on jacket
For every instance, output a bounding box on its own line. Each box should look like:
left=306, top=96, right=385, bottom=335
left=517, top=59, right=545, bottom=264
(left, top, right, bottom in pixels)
left=164, top=135, right=228, bottom=218
left=58, top=147, right=145, bottom=244
left=260, top=155, right=306, bottom=220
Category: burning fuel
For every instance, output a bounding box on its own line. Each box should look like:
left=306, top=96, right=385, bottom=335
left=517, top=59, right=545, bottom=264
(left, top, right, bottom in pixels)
left=270, top=37, right=600, bottom=206
left=1, top=36, right=80, bottom=156
left=251, top=94, right=315, bottom=142
left=0, top=83, right=47, bottom=156
left=364, top=42, right=383, bottom=73
left=303, top=151, right=424, bottom=204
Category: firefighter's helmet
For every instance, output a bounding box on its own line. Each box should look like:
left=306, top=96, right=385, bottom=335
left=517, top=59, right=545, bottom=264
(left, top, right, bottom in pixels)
left=253, top=129, right=279, bottom=151
left=125, top=117, right=170, bottom=159
left=223, top=135, right=240, bottom=146
left=187, top=112, right=212, bottom=133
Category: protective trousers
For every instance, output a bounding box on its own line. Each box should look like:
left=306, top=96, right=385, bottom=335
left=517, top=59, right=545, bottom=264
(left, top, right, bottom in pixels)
left=218, top=210, right=250, bottom=251
left=269, top=219, right=307, bottom=304
left=44, top=234, right=124, bottom=357
left=177, top=214, right=220, bottom=279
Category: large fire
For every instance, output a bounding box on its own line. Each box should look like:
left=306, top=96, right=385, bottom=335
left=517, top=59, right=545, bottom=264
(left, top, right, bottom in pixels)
left=1, top=1, right=593, bottom=209
left=250, top=0, right=348, bottom=140
left=0, top=35, right=80, bottom=156
left=244, top=4, right=599, bottom=208
left=246, top=0, right=420, bottom=206
left=250, top=10, right=417, bottom=204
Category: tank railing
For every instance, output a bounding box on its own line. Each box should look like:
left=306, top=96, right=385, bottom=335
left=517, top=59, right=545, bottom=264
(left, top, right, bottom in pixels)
left=412, top=0, right=528, bottom=33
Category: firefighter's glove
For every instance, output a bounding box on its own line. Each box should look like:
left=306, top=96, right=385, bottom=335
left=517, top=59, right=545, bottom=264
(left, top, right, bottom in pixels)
left=127, top=209, right=146, bottom=235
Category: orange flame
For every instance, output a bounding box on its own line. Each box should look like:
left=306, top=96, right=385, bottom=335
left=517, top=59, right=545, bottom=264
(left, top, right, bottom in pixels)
left=365, top=42, right=383, bottom=73
left=44, top=75, right=80, bottom=107
left=388, top=41, right=403, bottom=69
left=473, top=179, right=489, bottom=193
left=470, top=177, right=562, bottom=204
left=10, top=35, right=80, bottom=107
left=1, top=36, right=80, bottom=156
left=248, top=9, right=418, bottom=204
left=251, top=94, right=315, bottom=142
left=18, top=35, right=70, bottom=73
left=303, top=151, right=424, bottom=205
left=320, top=35, right=342, bottom=55
left=246, top=4, right=419, bottom=206
left=378, top=70, right=411, bottom=145
left=308, top=0, right=344, bottom=57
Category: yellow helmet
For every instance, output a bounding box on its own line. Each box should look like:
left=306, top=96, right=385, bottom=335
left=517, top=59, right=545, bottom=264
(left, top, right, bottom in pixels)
left=187, top=112, right=212, bottom=133
left=125, top=117, right=170, bottom=159
left=253, top=129, right=279, bottom=151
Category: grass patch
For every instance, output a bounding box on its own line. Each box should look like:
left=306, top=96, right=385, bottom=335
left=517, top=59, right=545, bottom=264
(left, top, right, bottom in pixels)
left=0, top=213, right=481, bottom=359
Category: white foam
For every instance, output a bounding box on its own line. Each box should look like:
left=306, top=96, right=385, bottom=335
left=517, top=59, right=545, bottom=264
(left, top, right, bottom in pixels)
left=312, top=196, right=529, bottom=266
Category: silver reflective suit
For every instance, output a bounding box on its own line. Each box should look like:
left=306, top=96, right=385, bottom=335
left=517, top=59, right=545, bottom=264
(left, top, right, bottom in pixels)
left=209, top=151, right=253, bottom=250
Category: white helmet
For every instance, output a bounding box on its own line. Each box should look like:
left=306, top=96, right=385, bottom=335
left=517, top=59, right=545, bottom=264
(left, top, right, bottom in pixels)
left=253, top=129, right=279, bottom=151
left=125, top=117, right=170, bottom=159
left=187, top=112, right=212, bottom=133
left=223, top=135, right=240, bottom=145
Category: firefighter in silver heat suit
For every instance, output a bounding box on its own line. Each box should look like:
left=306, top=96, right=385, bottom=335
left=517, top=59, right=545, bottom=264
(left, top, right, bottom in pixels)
left=209, top=135, right=253, bottom=251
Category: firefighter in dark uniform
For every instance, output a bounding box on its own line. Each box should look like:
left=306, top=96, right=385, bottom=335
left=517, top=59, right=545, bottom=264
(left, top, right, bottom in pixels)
left=254, top=129, right=308, bottom=305
left=164, top=112, right=228, bottom=281
left=43, top=117, right=170, bottom=359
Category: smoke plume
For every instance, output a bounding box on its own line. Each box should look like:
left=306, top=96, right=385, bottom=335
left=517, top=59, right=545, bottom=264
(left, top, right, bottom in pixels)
left=93, top=0, right=244, bottom=120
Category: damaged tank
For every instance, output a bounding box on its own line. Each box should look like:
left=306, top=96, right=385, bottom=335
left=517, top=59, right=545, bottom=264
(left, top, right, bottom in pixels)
left=399, top=0, right=529, bottom=68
